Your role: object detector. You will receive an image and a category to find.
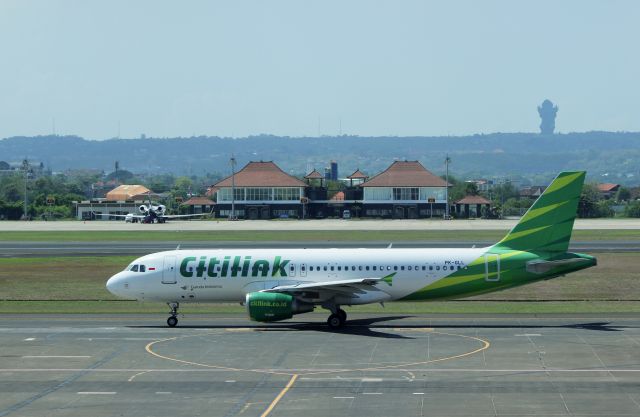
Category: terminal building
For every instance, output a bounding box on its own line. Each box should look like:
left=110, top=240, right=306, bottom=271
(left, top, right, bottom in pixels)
left=211, top=161, right=308, bottom=219
left=359, top=161, right=450, bottom=218
left=210, top=160, right=451, bottom=219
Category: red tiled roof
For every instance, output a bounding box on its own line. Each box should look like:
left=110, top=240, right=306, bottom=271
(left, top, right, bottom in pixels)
left=455, top=195, right=491, bottom=205
left=330, top=191, right=345, bottom=201
left=360, top=161, right=450, bottom=187
left=304, top=169, right=324, bottom=179
left=597, top=183, right=619, bottom=192
left=212, top=161, right=307, bottom=188
left=182, top=197, right=215, bottom=205
left=347, top=169, right=368, bottom=179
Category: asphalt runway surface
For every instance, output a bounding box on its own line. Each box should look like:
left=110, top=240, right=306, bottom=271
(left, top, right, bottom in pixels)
left=0, top=240, right=638, bottom=258
left=1, top=314, right=640, bottom=417
left=2, top=218, right=640, bottom=231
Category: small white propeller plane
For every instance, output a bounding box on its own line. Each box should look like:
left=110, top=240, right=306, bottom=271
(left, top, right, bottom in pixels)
left=106, top=172, right=596, bottom=329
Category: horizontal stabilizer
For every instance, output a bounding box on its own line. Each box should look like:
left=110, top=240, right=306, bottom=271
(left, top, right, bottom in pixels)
left=526, top=258, right=592, bottom=274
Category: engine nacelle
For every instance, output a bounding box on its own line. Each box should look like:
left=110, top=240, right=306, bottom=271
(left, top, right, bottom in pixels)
left=156, top=204, right=166, bottom=214
left=139, top=205, right=149, bottom=214
left=245, top=292, right=313, bottom=322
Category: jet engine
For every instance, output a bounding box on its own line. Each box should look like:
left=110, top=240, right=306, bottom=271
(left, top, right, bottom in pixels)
left=245, top=292, right=313, bottom=322
left=156, top=204, right=166, bottom=214
left=139, top=205, right=149, bottom=214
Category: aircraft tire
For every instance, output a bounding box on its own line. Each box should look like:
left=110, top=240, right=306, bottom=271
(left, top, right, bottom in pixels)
left=337, top=308, right=347, bottom=323
left=327, top=313, right=344, bottom=329
left=167, top=316, right=178, bottom=327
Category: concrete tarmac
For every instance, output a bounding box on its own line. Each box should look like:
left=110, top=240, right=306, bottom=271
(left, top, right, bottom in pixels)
left=1, top=314, right=640, bottom=417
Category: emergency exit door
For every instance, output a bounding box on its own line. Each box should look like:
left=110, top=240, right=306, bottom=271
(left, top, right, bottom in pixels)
left=162, top=255, right=177, bottom=284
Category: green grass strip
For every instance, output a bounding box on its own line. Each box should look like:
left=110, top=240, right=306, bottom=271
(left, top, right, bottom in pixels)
left=0, top=229, right=638, bottom=242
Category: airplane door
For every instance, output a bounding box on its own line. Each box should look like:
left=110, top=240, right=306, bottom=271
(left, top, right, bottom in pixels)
left=484, top=254, right=500, bottom=282
left=300, top=263, right=307, bottom=277
left=162, top=255, right=177, bottom=284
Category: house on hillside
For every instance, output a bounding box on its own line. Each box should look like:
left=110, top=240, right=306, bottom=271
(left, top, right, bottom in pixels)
left=597, top=183, right=620, bottom=200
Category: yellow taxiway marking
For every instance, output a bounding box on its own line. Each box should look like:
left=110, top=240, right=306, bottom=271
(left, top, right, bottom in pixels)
left=260, top=374, right=299, bottom=417
left=144, top=329, right=491, bottom=377
left=144, top=328, right=491, bottom=416
left=145, top=333, right=292, bottom=376
left=301, top=331, right=490, bottom=376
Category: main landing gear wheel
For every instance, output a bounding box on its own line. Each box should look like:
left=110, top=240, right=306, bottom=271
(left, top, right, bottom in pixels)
left=337, top=308, right=347, bottom=323
left=327, top=313, right=345, bottom=329
left=167, top=316, right=178, bottom=327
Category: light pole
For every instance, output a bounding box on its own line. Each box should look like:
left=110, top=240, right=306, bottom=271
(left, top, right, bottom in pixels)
left=230, top=155, right=237, bottom=220
left=444, top=155, right=451, bottom=219
left=21, top=159, right=30, bottom=220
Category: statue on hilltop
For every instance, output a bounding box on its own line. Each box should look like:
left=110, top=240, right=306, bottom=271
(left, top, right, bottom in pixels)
left=538, top=99, right=558, bottom=135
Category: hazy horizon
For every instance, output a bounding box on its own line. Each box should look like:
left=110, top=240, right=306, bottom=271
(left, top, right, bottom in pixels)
left=1, top=1, right=639, bottom=139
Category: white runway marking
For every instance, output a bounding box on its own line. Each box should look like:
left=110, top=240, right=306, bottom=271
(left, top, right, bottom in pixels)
left=77, top=392, right=116, bottom=395
left=515, top=334, right=542, bottom=337
left=4, top=367, right=640, bottom=373
left=155, top=392, right=172, bottom=395
left=333, top=396, right=355, bottom=399
left=77, top=337, right=158, bottom=341
left=23, top=338, right=35, bottom=341
left=362, top=392, right=383, bottom=395
left=21, top=356, right=91, bottom=358
left=413, top=392, right=425, bottom=395
left=362, top=377, right=383, bottom=382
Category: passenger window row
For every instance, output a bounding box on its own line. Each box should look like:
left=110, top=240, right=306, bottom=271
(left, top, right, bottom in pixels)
left=303, top=264, right=465, bottom=272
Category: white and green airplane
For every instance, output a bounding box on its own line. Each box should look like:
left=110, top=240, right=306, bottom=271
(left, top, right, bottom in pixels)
left=106, top=171, right=596, bottom=329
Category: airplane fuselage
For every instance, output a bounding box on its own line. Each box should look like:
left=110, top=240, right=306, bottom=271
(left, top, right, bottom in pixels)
left=108, top=248, right=481, bottom=302
left=106, top=247, right=594, bottom=305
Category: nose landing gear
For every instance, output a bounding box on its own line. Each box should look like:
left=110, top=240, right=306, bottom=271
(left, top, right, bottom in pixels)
left=167, top=302, right=179, bottom=327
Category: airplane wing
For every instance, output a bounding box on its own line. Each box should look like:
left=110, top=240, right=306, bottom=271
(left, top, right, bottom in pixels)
left=159, top=213, right=211, bottom=219
left=92, top=212, right=145, bottom=219
left=262, top=274, right=395, bottom=294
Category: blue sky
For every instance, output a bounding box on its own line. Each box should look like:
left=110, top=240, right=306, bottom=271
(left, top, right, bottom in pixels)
left=0, top=0, right=638, bottom=139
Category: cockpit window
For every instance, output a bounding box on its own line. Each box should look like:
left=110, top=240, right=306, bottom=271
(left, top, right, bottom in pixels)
left=130, top=264, right=139, bottom=272
left=140, top=265, right=146, bottom=272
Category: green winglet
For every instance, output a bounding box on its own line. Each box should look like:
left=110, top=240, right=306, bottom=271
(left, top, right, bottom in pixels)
left=494, top=171, right=585, bottom=253
left=381, top=273, right=395, bottom=286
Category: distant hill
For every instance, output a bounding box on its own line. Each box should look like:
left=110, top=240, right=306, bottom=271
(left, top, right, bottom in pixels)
left=1, top=132, right=639, bottom=185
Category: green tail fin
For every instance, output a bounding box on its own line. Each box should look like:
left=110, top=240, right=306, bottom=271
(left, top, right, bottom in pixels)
left=493, top=171, right=585, bottom=253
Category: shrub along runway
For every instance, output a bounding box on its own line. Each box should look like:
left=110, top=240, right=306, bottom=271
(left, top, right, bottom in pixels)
left=1, top=314, right=640, bottom=417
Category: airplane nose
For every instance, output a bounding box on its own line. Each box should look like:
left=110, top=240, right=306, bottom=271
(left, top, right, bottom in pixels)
left=106, top=274, right=125, bottom=297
